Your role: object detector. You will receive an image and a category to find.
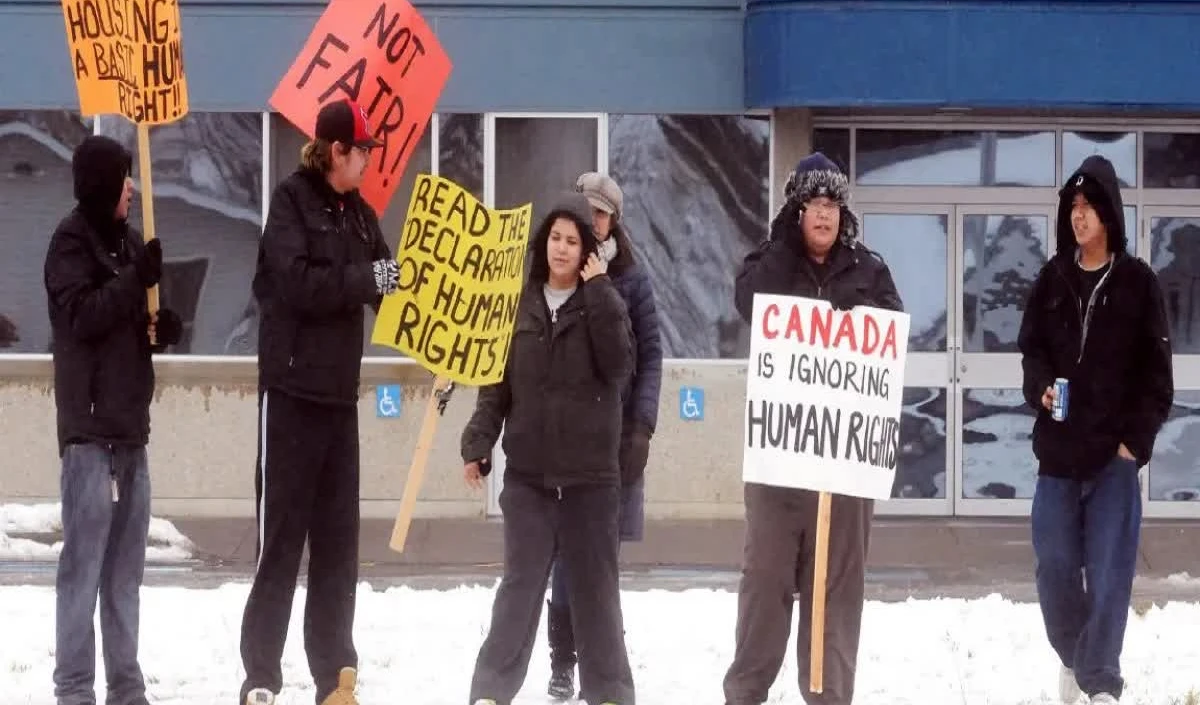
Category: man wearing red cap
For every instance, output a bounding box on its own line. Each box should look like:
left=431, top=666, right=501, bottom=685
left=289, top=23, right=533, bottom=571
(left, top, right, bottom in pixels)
left=238, top=98, right=398, bottom=705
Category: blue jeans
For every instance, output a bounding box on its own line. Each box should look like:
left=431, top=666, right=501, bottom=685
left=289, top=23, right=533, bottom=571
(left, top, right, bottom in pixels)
left=1031, top=455, right=1141, bottom=699
left=54, top=443, right=151, bottom=705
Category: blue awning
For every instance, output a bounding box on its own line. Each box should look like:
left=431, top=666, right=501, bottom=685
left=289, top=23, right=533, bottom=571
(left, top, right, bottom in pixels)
left=745, top=0, right=1200, bottom=110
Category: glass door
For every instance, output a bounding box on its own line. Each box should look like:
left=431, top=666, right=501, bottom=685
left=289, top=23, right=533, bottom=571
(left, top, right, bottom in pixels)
left=953, top=206, right=1056, bottom=515
left=859, top=206, right=955, bottom=515
left=1140, top=207, right=1200, bottom=518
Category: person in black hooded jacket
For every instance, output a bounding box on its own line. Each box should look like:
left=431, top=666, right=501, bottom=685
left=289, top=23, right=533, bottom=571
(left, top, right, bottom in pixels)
left=722, top=152, right=902, bottom=705
left=1017, top=154, right=1173, bottom=704
left=44, top=133, right=184, bottom=705
left=460, top=191, right=637, bottom=705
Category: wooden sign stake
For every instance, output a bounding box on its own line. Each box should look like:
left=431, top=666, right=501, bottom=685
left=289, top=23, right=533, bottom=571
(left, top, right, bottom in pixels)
left=136, top=124, right=160, bottom=345
left=809, top=490, right=833, bottom=694
left=389, top=377, right=456, bottom=552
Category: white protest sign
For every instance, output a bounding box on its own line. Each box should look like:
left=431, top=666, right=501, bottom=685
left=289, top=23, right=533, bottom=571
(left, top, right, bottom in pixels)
left=742, top=293, right=911, bottom=500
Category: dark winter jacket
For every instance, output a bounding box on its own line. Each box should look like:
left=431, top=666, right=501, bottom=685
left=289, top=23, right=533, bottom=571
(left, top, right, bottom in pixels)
left=461, top=194, right=636, bottom=489
left=606, top=225, right=662, bottom=435
left=44, top=136, right=162, bottom=456
left=253, top=168, right=392, bottom=406
left=1018, top=155, right=1174, bottom=478
left=733, top=201, right=904, bottom=321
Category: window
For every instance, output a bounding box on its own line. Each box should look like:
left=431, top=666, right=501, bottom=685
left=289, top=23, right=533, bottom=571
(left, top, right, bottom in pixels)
left=439, top=113, right=483, bottom=201
left=608, top=114, right=770, bottom=359
left=493, top=116, right=598, bottom=210
left=856, top=129, right=1055, bottom=187
left=160, top=257, right=210, bottom=353
left=1150, top=216, right=1200, bottom=353
left=96, top=112, right=263, bottom=355
left=1144, top=133, right=1200, bottom=188
left=1062, top=131, right=1136, bottom=187
left=0, top=110, right=93, bottom=354
left=811, top=128, right=850, bottom=175
left=861, top=214, right=949, bottom=352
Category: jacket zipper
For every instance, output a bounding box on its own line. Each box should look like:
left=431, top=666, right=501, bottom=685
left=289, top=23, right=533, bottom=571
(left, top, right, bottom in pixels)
left=802, top=251, right=854, bottom=298
left=1055, top=254, right=1117, bottom=364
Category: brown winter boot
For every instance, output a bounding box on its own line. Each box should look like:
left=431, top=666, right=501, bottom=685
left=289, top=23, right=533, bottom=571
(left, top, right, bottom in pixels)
left=319, top=667, right=359, bottom=705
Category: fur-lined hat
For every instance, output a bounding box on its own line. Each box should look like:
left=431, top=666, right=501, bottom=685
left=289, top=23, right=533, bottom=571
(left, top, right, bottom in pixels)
left=774, top=151, right=860, bottom=244
left=783, top=152, right=850, bottom=206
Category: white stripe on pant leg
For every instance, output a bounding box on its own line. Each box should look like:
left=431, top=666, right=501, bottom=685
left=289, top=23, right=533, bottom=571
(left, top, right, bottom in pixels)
left=256, top=391, right=269, bottom=573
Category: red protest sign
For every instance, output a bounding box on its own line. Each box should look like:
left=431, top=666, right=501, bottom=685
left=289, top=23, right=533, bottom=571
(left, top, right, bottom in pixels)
left=270, top=0, right=451, bottom=215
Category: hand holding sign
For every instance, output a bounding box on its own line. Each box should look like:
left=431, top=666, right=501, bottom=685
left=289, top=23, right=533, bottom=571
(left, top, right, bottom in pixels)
left=270, top=0, right=452, bottom=215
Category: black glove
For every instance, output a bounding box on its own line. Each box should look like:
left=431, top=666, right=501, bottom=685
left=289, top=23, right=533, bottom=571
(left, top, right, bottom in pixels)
left=829, top=288, right=870, bottom=311
left=619, top=422, right=652, bottom=487
left=153, top=307, right=184, bottom=346
left=769, top=200, right=807, bottom=258
left=135, top=238, right=163, bottom=288
left=372, top=259, right=399, bottom=295
left=0, top=314, right=18, bottom=348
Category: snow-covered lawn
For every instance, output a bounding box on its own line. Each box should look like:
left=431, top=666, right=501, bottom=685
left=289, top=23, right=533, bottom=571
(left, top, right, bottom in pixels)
left=0, top=503, right=194, bottom=563
left=2, top=583, right=1199, bottom=704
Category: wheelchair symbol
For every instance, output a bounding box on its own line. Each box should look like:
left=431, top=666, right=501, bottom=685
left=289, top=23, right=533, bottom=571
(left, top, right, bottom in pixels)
left=679, top=387, right=704, bottom=421
left=376, top=385, right=402, bottom=418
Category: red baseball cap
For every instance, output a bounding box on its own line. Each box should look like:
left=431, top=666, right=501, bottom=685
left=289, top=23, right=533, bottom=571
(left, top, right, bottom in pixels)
left=315, top=98, right=383, bottom=149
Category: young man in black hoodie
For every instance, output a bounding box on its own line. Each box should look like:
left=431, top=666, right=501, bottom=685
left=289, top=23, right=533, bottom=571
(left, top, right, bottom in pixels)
left=238, top=98, right=397, bottom=705
left=1018, top=154, right=1174, bottom=705
left=45, top=134, right=184, bottom=705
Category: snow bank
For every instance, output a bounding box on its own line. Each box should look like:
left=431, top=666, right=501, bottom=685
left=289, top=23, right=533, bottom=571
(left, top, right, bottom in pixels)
left=3, top=585, right=1199, bottom=704
left=0, top=503, right=194, bottom=563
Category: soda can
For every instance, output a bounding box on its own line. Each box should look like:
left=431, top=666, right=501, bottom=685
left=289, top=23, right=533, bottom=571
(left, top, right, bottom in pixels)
left=1051, top=378, right=1069, bottom=422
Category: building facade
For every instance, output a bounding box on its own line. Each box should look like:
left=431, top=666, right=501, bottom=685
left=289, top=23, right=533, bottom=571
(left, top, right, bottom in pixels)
left=2, top=0, right=1199, bottom=519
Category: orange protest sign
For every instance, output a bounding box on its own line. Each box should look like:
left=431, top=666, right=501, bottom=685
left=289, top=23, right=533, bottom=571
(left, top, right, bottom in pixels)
left=270, top=0, right=452, bottom=216
left=59, top=0, right=189, bottom=125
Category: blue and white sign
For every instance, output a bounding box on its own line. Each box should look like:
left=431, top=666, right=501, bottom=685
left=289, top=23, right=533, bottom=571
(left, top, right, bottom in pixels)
left=376, top=385, right=402, bottom=418
left=679, top=386, right=704, bottom=421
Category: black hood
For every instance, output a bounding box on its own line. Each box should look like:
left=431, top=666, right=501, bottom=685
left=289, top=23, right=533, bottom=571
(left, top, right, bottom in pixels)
left=73, top=135, right=133, bottom=232
left=1057, top=154, right=1126, bottom=256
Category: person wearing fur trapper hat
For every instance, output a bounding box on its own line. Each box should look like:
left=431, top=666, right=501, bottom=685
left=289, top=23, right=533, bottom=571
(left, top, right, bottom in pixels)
left=722, top=152, right=903, bottom=705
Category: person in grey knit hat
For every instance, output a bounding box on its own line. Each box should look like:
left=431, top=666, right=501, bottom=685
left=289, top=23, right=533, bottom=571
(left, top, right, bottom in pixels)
left=722, top=152, right=903, bottom=705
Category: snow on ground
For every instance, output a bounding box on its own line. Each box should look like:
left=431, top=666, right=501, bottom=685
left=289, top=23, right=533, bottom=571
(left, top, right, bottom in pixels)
left=0, top=503, right=194, bottom=562
left=2, top=584, right=1200, bottom=704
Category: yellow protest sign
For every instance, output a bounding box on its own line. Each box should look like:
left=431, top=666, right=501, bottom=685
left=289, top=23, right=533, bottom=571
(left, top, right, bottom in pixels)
left=372, top=174, right=532, bottom=385
left=60, top=0, right=189, bottom=125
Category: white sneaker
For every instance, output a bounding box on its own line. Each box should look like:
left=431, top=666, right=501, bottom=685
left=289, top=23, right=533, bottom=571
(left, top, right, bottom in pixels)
left=1059, top=665, right=1082, bottom=703
left=473, top=700, right=498, bottom=705
left=246, top=689, right=275, bottom=705
left=1090, top=694, right=1119, bottom=704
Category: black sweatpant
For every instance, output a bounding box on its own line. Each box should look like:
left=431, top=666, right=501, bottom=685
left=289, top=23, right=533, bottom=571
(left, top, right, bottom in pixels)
left=238, top=389, right=361, bottom=705
left=723, top=482, right=873, bottom=705
left=469, top=478, right=635, bottom=705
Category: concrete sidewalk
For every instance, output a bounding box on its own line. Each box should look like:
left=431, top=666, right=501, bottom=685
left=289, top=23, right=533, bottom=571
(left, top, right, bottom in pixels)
left=159, top=516, right=1200, bottom=602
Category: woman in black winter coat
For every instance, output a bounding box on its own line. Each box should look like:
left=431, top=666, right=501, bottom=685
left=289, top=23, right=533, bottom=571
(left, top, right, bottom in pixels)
left=545, top=172, right=663, bottom=702
left=460, top=192, right=638, bottom=705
